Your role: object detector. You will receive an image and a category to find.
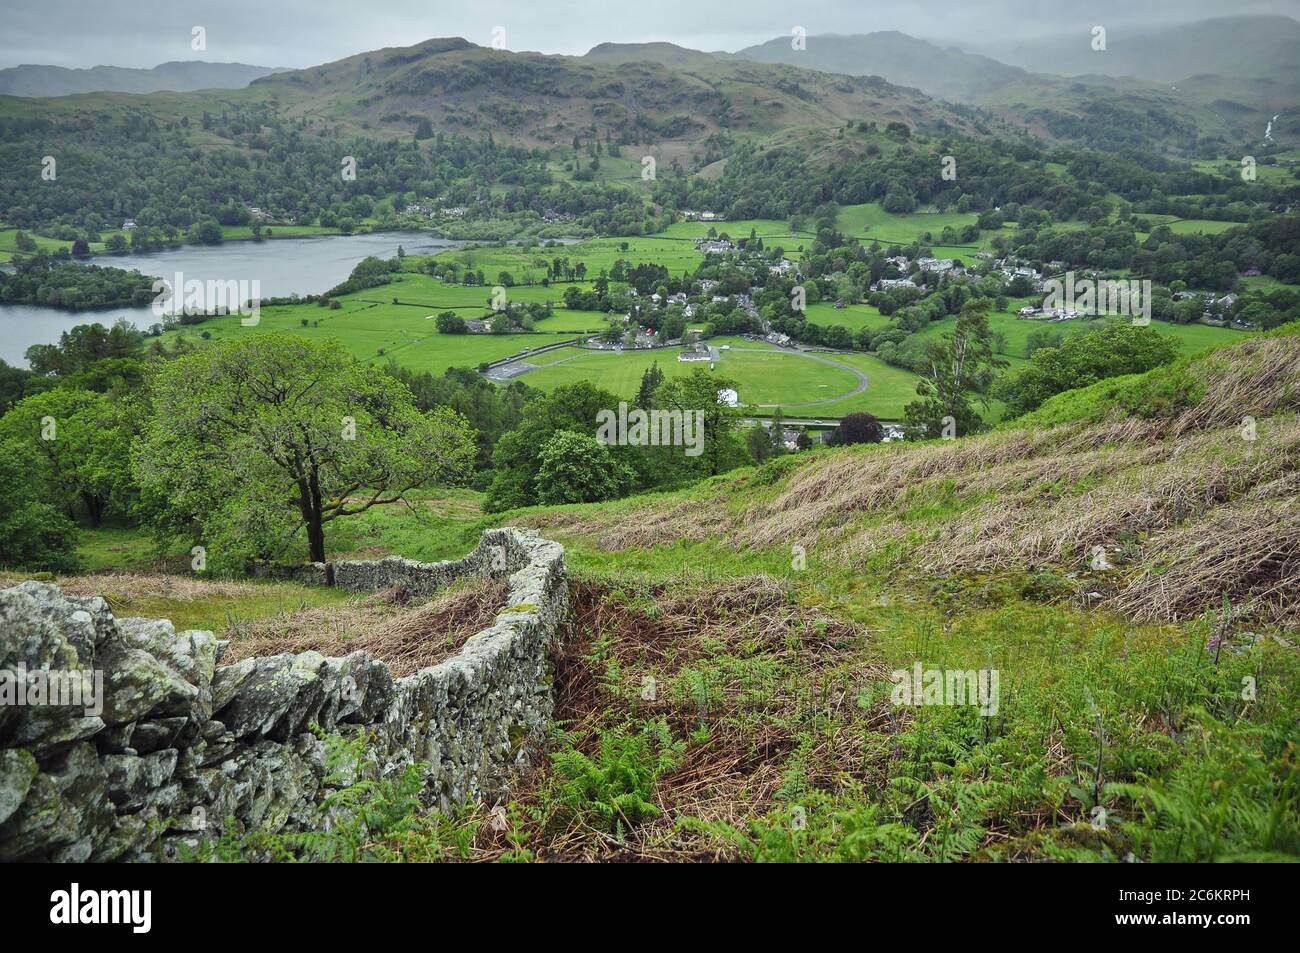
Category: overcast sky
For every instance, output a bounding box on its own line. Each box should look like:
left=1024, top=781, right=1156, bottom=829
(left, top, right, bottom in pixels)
left=2, top=0, right=1297, bottom=70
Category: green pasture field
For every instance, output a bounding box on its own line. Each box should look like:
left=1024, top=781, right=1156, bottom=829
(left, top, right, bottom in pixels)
left=162, top=292, right=578, bottom=378
left=801, top=301, right=893, bottom=334
left=0, top=225, right=69, bottom=261
left=1135, top=216, right=1243, bottom=237
left=913, top=308, right=1254, bottom=365
left=505, top=344, right=856, bottom=407
left=1189, top=157, right=1296, bottom=185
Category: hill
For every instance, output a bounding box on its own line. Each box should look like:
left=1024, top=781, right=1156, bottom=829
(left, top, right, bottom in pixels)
left=524, top=328, right=1300, bottom=629
left=240, top=35, right=991, bottom=150
left=729, top=27, right=1284, bottom=151
left=984, top=15, right=1300, bottom=85
left=9, top=326, right=1296, bottom=864
left=732, top=30, right=1029, bottom=103
left=0, top=60, right=285, bottom=96
left=583, top=41, right=723, bottom=69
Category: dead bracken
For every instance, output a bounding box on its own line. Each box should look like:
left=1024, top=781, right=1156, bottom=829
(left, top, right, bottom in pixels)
left=468, top=575, right=888, bottom=862
left=218, top=576, right=511, bottom=676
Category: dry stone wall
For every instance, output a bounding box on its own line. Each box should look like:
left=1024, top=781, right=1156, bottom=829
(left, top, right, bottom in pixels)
left=0, top=528, right=567, bottom=862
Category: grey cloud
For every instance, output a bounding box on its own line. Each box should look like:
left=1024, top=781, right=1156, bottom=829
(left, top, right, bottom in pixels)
left=1, top=0, right=1295, bottom=69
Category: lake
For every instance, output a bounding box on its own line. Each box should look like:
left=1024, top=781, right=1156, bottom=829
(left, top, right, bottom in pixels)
left=0, top=232, right=463, bottom=366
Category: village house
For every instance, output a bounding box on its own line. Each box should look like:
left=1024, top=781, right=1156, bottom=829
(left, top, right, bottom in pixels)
left=696, top=238, right=736, bottom=255
left=917, top=257, right=956, bottom=272
left=678, top=342, right=715, bottom=362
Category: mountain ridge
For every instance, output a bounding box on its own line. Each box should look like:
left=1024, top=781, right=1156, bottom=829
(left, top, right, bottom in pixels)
left=0, top=60, right=287, bottom=97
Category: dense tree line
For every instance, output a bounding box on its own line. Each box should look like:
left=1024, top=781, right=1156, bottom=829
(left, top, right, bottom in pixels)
left=0, top=255, right=158, bottom=309
left=993, top=326, right=1180, bottom=418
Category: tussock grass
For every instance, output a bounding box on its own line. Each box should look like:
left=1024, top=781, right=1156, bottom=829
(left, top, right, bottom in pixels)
left=356, top=567, right=1297, bottom=862
left=0, top=569, right=510, bottom=676
left=0, top=570, right=352, bottom=633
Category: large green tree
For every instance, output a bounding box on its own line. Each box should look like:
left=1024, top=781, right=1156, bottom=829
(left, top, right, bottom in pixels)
left=534, top=431, right=635, bottom=505
left=134, top=334, right=475, bottom=569
left=484, top=380, right=629, bottom=513
left=0, top=451, right=79, bottom=572
left=652, top=368, right=747, bottom=478
left=0, top=387, right=136, bottom=527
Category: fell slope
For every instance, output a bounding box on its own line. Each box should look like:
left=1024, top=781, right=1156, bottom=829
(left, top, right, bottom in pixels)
left=526, top=329, right=1300, bottom=628
left=730, top=29, right=1272, bottom=150
left=245, top=36, right=991, bottom=148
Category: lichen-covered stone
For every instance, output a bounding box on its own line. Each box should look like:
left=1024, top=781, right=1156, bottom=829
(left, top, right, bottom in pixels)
left=0, top=748, right=38, bottom=825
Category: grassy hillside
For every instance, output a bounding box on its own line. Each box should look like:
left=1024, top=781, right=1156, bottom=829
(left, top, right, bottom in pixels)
left=236, top=37, right=993, bottom=150
left=16, top=327, right=1296, bottom=862
left=524, top=327, right=1300, bottom=626
left=445, top=327, right=1296, bottom=861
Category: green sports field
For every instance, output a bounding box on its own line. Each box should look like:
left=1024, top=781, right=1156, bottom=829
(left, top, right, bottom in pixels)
left=505, top=336, right=923, bottom=419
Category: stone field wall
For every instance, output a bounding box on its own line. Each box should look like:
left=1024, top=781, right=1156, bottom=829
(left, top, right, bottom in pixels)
left=0, top=528, right=567, bottom=862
